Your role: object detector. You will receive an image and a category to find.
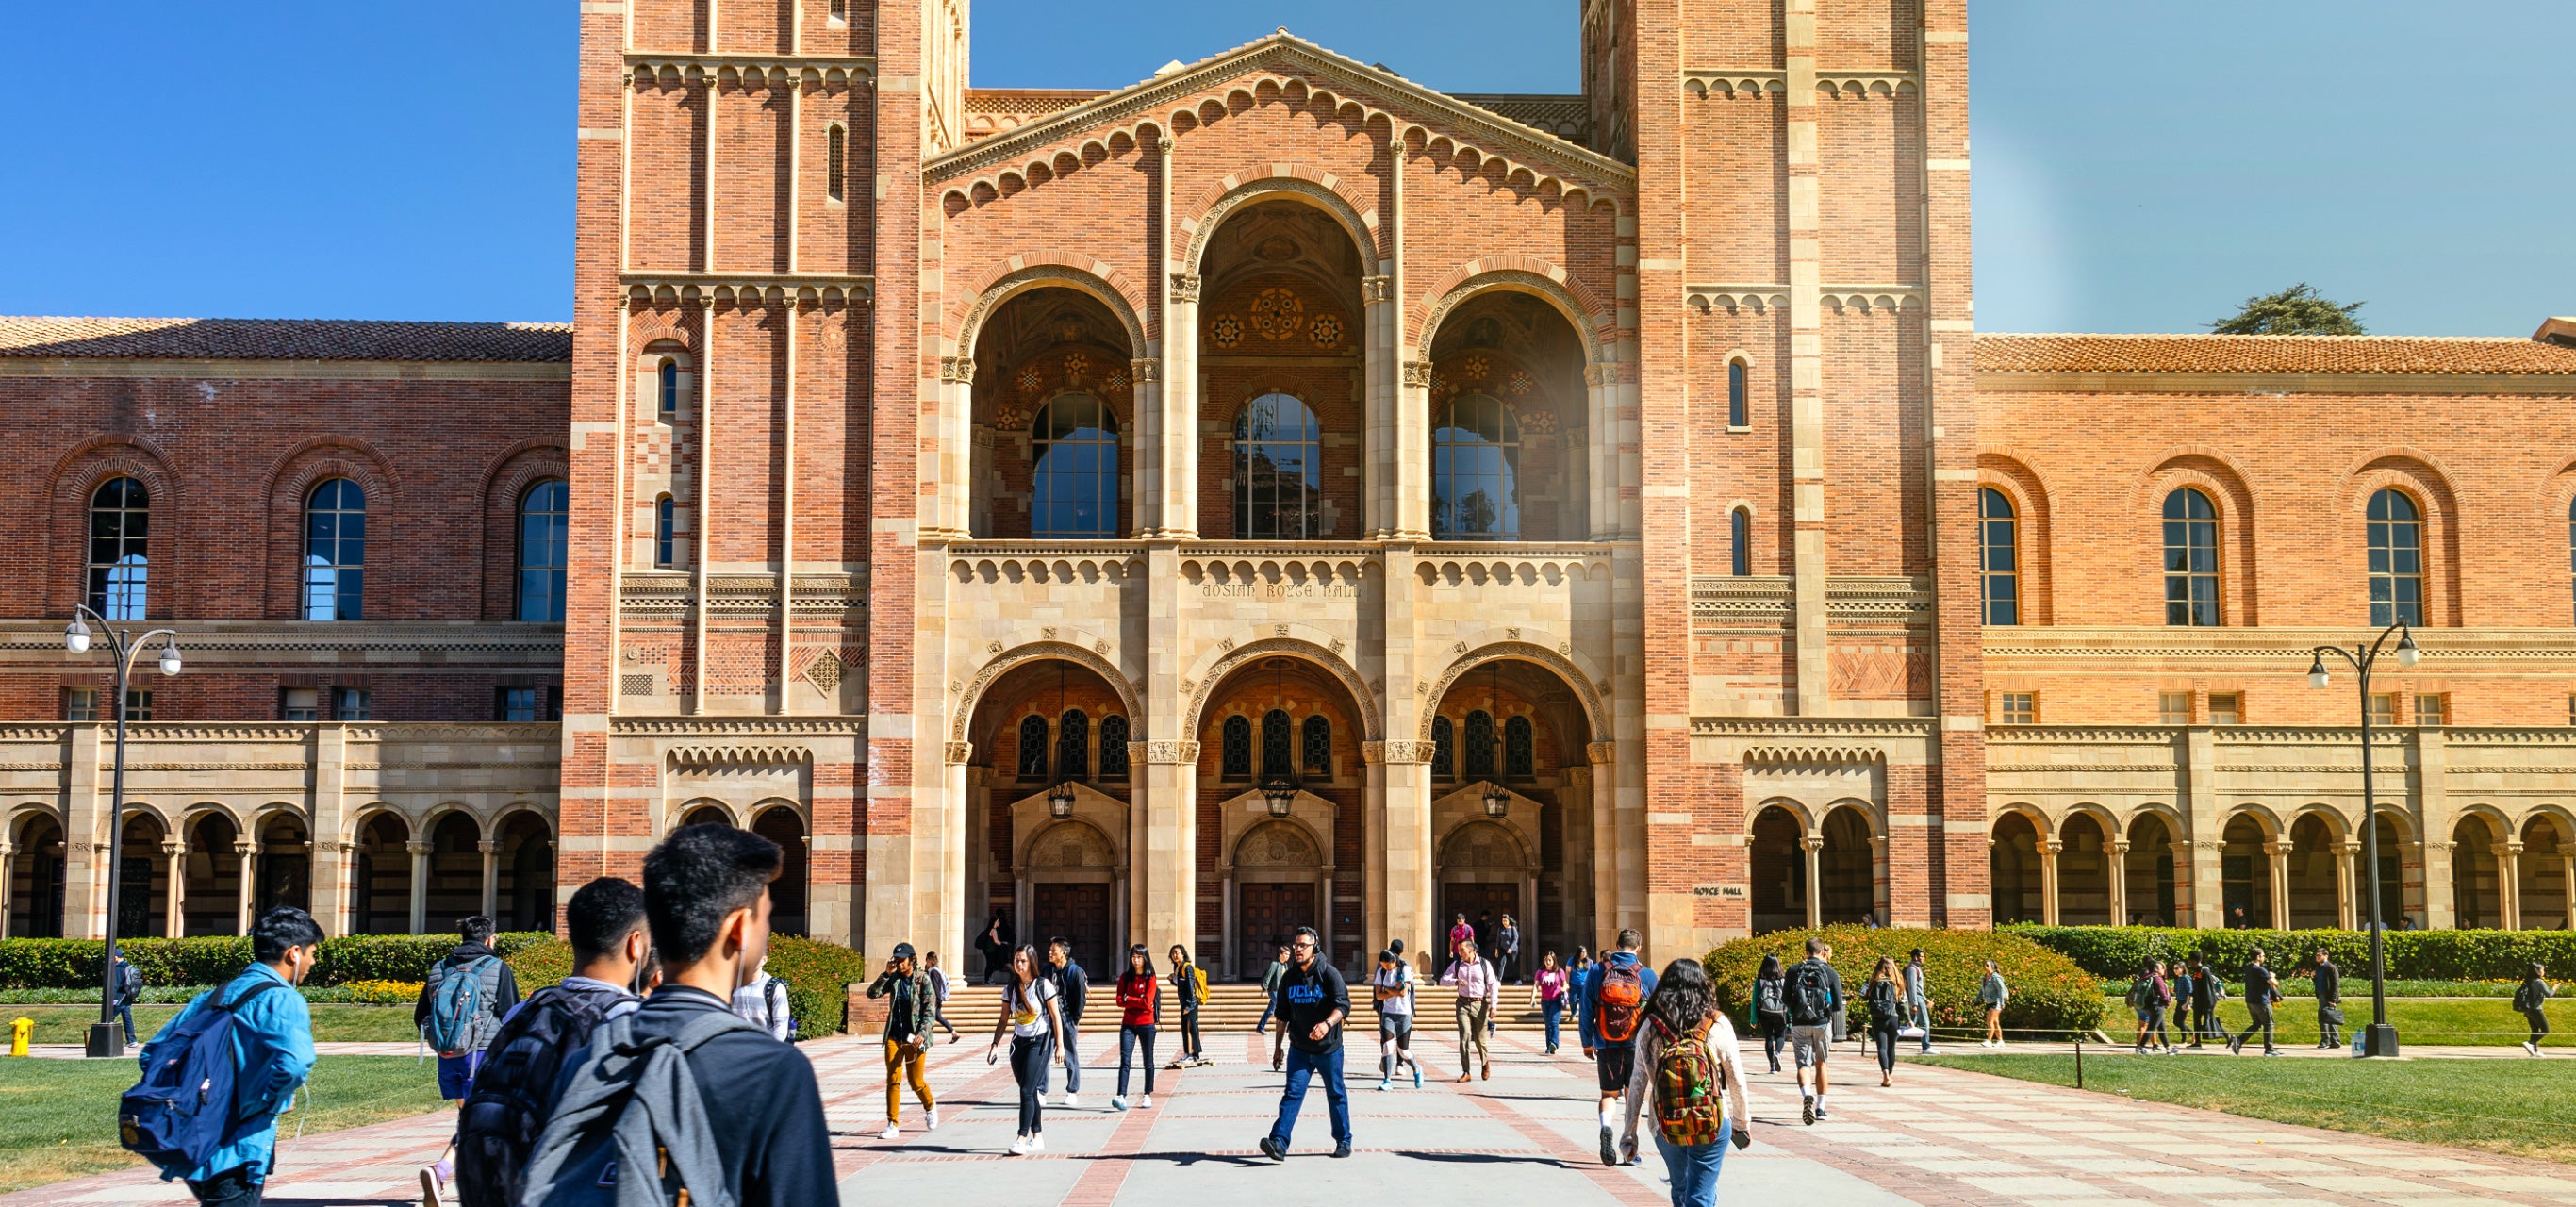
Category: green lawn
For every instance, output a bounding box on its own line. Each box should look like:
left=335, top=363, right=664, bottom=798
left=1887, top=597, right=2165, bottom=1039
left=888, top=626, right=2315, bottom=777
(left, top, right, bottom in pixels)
left=7, top=1004, right=423, bottom=1046
left=2090, top=996, right=2573, bottom=1048
left=0, top=1055, right=448, bottom=1193
left=1916, top=1051, right=2576, bottom=1166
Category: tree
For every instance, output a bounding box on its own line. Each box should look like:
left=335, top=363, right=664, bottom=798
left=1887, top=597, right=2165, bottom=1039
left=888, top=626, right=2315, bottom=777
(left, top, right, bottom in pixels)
left=2208, top=283, right=2366, bottom=335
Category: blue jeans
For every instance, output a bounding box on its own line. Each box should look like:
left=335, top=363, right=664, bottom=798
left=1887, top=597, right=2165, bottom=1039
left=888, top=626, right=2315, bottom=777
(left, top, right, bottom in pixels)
left=118, top=1002, right=136, bottom=1043
left=1267, top=1046, right=1352, bottom=1148
left=1543, top=998, right=1563, bottom=1050
left=436, top=1050, right=483, bottom=1100
left=1256, top=993, right=1278, bottom=1032
left=1656, top=1130, right=1729, bottom=1207
left=1909, top=1000, right=1932, bottom=1051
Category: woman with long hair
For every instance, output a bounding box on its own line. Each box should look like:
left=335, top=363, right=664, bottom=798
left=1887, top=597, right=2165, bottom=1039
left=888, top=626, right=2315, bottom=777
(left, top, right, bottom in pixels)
left=1534, top=951, right=1571, bottom=1055
left=1752, top=953, right=1790, bottom=1074
left=1616, top=959, right=1750, bottom=1207
left=1165, top=944, right=1209, bottom=1067
left=1114, top=944, right=1161, bottom=1110
left=986, top=943, right=1065, bottom=1154
left=1862, top=956, right=1904, bottom=1087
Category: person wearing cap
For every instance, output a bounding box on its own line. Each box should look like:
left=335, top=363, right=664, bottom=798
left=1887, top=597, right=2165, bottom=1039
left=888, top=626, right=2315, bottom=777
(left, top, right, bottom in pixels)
left=866, top=942, right=938, bottom=1139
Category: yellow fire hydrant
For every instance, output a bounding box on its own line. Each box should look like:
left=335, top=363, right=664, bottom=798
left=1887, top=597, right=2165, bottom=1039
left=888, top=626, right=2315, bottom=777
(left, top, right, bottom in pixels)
left=9, top=1017, right=31, bottom=1057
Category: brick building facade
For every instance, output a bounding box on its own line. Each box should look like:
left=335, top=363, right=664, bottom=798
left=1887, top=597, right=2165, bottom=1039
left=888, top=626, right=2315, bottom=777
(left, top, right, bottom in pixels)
left=6, top=3, right=2572, bottom=967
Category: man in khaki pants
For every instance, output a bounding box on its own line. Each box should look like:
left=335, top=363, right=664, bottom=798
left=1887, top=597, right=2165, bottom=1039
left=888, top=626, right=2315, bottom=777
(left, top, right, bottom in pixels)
left=1441, top=939, right=1501, bottom=1081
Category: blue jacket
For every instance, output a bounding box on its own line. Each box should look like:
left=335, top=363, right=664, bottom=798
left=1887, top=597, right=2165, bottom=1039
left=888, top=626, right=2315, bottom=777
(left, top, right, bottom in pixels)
left=138, top=963, right=316, bottom=1183
left=1575, top=951, right=1659, bottom=1051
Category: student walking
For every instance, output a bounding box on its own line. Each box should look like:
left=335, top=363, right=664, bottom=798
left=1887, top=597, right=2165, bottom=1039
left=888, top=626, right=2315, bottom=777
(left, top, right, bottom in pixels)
left=2170, top=959, right=2198, bottom=1049
left=733, top=956, right=794, bottom=1040
left=1113, top=944, right=1160, bottom=1109
left=1254, top=942, right=1291, bottom=1033
left=1752, top=953, right=1790, bottom=1073
left=865, top=943, right=937, bottom=1139
left=925, top=951, right=961, bottom=1040
left=2128, top=958, right=2174, bottom=1054
left=2514, top=963, right=2554, bottom=1056
left=1448, top=914, right=1475, bottom=963
left=1535, top=951, right=1571, bottom=1054
left=2313, top=949, right=2345, bottom=1050
left=1903, top=948, right=1934, bottom=1054
left=1579, top=928, right=1659, bottom=1166
left=1496, top=914, right=1523, bottom=984
left=2144, top=959, right=2176, bottom=1053
left=2229, top=947, right=2283, bottom=1056
left=417, top=915, right=520, bottom=1103
left=1442, top=938, right=1501, bottom=1081
left=2186, top=955, right=2223, bottom=1046
left=1615, top=958, right=1751, bottom=1207
left=521, top=825, right=835, bottom=1206
left=1260, top=927, right=1354, bottom=1161
left=989, top=944, right=1066, bottom=1154
left=1784, top=936, right=1845, bottom=1123
left=1975, top=959, right=2008, bottom=1048
left=110, top=945, right=141, bottom=1044
left=1166, top=945, right=1210, bottom=1067
left=129, top=906, right=322, bottom=1207
left=1045, top=937, right=1090, bottom=1105
left=1370, top=948, right=1422, bottom=1089
left=977, top=912, right=1015, bottom=984
left=448, top=877, right=651, bottom=1207
left=1862, top=956, right=1904, bottom=1087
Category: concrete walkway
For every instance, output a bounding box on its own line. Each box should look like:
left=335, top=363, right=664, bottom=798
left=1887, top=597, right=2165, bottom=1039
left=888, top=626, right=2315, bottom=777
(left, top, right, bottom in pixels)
left=8, top=1026, right=2569, bottom=1205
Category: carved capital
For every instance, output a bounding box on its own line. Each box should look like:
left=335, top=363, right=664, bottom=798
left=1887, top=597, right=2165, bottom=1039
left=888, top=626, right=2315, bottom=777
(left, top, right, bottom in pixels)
left=2502, top=840, right=2525, bottom=856
left=945, top=741, right=975, bottom=766
left=2108, top=839, right=2131, bottom=855
left=405, top=839, right=434, bottom=856
left=1129, top=357, right=1160, bottom=384
left=478, top=839, right=500, bottom=855
left=160, top=841, right=186, bottom=858
left=2426, top=841, right=2455, bottom=854
left=234, top=840, right=258, bottom=856
left=2262, top=841, right=2290, bottom=857
left=1800, top=835, right=1826, bottom=852
left=1401, top=359, right=1436, bottom=389
left=939, top=355, right=976, bottom=384
left=1156, top=135, right=1174, bottom=154
left=1586, top=741, right=1618, bottom=766
left=1371, top=739, right=1438, bottom=765
left=1168, top=273, right=1200, bottom=305
left=1361, top=275, right=1393, bottom=305
left=1143, top=740, right=1201, bottom=765
left=2337, top=840, right=2365, bottom=856
left=1583, top=362, right=1617, bottom=387
left=2037, top=838, right=2062, bottom=855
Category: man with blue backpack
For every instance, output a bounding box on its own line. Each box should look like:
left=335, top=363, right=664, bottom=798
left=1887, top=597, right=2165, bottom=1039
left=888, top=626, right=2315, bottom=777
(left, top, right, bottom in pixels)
left=123, top=905, right=323, bottom=1206
left=415, top=915, right=520, bottom=1103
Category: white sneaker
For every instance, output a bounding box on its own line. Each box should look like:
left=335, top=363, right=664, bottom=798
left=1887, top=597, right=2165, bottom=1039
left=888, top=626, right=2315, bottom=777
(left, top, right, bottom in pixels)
left=927, top=1109, right=941, bottom=1130
left=1377, top=1079, right=1393, bottom=1091
left=2525, top=1041, right=2540, bottom=1056
left=1141, top=1095, right=1153, bottom=1108
left=1009, top=1135, right=1032, bottom=1156
left=1030, top=1133, right=1046, bottom=1152
left=1112, top=1096, right=1130, bottom=1111
left=877, top=1122, right=900, bottom=1141
left=1065, top=1093, right=1080, bottom=1109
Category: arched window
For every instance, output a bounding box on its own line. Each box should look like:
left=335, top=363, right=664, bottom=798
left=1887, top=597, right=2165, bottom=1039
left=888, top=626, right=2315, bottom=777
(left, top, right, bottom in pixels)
left=2162, top=488, right=2220, bottom=627
left=1302, top=714, right=1332, bottom=776
left=303, top=478, right=367, bottom=620
left=826, top=125, right=847, bottom=202
left=1030, top=393, right=1119, bottom=538
left=1057, top=709, right=1089, bottom=780
left=1504, top=715, right=1534, bottom=778
left=654, top=495, right=676, bottom=568
left=658, top=359, right=679, bottom=419
left=1233, top=392, right=1321, bottom=539
left=87, top=477, right=150, bottom=620
left=1016, top=715, right=1049, bottom=779
left=1431, top=715, right=1455, bottom=778
left=1729, top=507, right=1751, bottom=576
left=1978, top=487, right=2019, bottom=626
left=517, top=480, right=570, bottom=622
left=1727, top=359, right=1749, bottom=428
left=1432, top=393, right=1520, bottom=540
left=1098, top=715, right=1130, bottom=778
left=1221, top=715, right=1253, bottom=779
left=2367, top=488, right=2423, bottom=627
left=1261, top=709, right=1293, bottom=780
left=1463, top=710, right=1496, bottom=780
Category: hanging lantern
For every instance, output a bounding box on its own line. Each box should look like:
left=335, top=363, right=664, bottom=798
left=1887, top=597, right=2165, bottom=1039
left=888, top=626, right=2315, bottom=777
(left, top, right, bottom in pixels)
left=1482, top=782, right=1511, bottom=818
left=1047, top=783, right=1077, bottom=818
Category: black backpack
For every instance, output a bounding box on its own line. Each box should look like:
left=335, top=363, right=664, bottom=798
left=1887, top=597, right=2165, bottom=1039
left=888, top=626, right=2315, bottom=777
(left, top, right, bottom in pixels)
left=1755, top=977, right=1785, bottom=1017
left=1786, top=961, right=1835, bottom=1026
left=454, top=981, right=631, bottom=1207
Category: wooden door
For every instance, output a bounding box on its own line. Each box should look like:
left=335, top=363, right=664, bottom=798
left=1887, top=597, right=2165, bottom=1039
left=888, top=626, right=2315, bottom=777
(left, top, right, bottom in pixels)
left=1033, top=882, right=1113, bottom=974
left=1440, top=882, right=1518, bottom=962
left=1236, top=882, right=1315, bottom=979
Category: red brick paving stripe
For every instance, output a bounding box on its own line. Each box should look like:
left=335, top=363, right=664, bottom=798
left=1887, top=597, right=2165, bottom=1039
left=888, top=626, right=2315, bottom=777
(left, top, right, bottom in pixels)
left=1055, top=1064, right=1186, bottom=1206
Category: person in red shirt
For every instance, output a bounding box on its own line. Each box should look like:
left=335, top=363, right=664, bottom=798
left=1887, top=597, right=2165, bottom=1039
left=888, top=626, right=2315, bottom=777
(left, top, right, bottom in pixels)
left=1112, top=944, right=1162, bottom=1111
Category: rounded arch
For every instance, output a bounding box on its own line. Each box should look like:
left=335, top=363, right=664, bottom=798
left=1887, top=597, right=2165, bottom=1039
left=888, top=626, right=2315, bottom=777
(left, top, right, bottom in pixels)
left=2343, top=453, right=2464, bottom=627
left=2450, top=805, right=2515, bottom=845
left=1181, top=174, right=1379, bottom=279
left=1748, top=796, right=1816, bottom=836
left=953, top=261, right=1149, bottom=362
left=2123, top=801, right=2188, bottom=845
left=1413, top=640, right=1606, bottom=750
left=420, top=802, right=487, bottom=842
left=115, top=801, right=176, bottom=838
left=1016, top=816, right=1119, bottom=870
left=1414, top=265, right=1613, bottom=362
left=2520, top=803, right=2576, bottom=846
left=2138, top=451, right=2261, bottom=627
left=46, top=437, right=185, bottom=618
left=952, top=638, right=1141, bottom=743
left=1990, top=802, right=2050, bottom=840
left=1438, top=818, right=1531, bottom=870
left=2287, top=803, right=2351, bottom=842
left=1233, top=816, right=1328, bottom=868
left=1976, top=452, right=2054, bottom=626
left=2221, top=802, right=2286, bottom=840
left=345, top=802, right=410, bottom=842
left=1183, top=636, right=1379, bottom=744
left=2056, top=802, right=2118, bottom=846
left=675, top=798, right=737, bottom=830
left=8, top=803, right=65, bottom=843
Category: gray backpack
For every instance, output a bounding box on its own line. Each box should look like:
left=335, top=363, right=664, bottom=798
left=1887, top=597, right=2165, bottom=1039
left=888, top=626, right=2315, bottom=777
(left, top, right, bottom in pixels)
left=521, top=1008, right=763, bottom=1207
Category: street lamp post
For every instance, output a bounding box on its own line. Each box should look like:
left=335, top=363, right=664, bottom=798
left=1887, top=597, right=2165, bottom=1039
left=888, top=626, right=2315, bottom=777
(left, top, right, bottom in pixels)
left=64, top=604, right=183, bottom=1059
left=2306, top=622, right=2417, bottom=1059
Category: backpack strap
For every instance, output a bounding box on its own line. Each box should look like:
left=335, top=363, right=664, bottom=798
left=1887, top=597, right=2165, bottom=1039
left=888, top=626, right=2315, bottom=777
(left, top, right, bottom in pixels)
left=219, top=980, right=285, bottom=1014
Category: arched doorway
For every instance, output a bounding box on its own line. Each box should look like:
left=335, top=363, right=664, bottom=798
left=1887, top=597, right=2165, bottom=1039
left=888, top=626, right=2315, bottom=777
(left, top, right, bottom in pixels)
left=2452, top=817, right=2502, bottom=929
left=424, top=812, right=483, bottom=933
left=963, top=654, right=1137, bottom=981
left=254, top=811, right=312, bottom=918
left=1197, top=653, right=1365, bottom=971
left=9, top=812, right=68, bottom=938
left=967, top=287, right=1135, bottom=539
left=1196, top=199, right=1364, bottom=540
left=2124, top=814, right=2178, bottom=926
left=2287, top=813, right=2341, bottom=930
left=2056, top=814, right=2110, bottom=926
left=117, top=812, right=169, bottom=939
left=751, top=804, right=806, bottom=936
left=2221, top=814, right=2272, bottom=929
left=1017, top=818, right=1118, bottom=977
left=181, top=812, right=241, bottom=936
left=1420, top=656, right=1591, bottom=958
left=1748, top=804, right=1805, bottom=934
left=352, top=812, right=411, bottom=934
left=1425, top=290, right=1593, bottom=540
left=2522, top=816, right=2570, bottom=931
left=1234, top=819, right=1327, bottom=981
left=678, top=801, right=733, bottom=830
left=497, top=811, right=556, bottom=934
left=1436, top=818, right=1533, bottom=972
left=1990, top=813, right=2041, bottom=925
left=1818, top=804, right=1875, bottom=924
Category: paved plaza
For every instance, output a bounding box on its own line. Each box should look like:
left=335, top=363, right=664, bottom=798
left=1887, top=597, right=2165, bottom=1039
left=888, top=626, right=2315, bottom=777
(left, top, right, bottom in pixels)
left=6, top=1028, right=2570, bottom=1206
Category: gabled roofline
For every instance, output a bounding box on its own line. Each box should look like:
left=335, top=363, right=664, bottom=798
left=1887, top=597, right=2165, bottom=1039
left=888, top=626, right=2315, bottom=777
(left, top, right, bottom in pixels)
left=924, top=29, right=1635, bottom=190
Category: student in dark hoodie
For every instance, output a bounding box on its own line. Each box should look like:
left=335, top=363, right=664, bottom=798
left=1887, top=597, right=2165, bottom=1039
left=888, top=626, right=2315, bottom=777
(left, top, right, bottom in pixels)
left=416, top=915, right=520, bottom=1101
left=1260, top=927, right=1353, bottom=1161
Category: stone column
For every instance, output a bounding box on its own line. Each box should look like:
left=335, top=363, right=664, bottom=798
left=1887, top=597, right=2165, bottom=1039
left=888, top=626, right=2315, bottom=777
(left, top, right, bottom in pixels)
left=2171, top=841, right=2200, bottom=928
left=1562, top=765, right=1594, bottom=939
left=235, top=839, right=259, bottom=936
left=1870, top=833, right=1890, bottom=926
left=2336, top=840, right=2362, bottom=931
left=160, top=840, right=186, bottom=938
left=1160, top=278, right=1199, bottom=537
left=1801, top=835, right=1825, bottom=930
left=0, top=841, right=11, bottom=938
left=2106, top=839, right=2130, bottom=927
left=2182, top=728, right=2222, bottom=928
left=2420, top=839, right=2455, bottom=930
left=1362, top=746, right=1391, bottom=962
left=1128, top=359, right=1161, bottom=536
left=2036, top=839, right=2063, bottom=926
left=479, top=838, right=501, bottom=920
left=1140, top=741, right=1200, bottom=961
left=311, top=726, right=351, bottom=938
left=2563, top=852, right=2575, bottom=934
left=2499, top=840, right=2524, bottom=931
left=1376, top=742, right=1437, bottom=973
left=1589, top=744, right=1621, bottom=943
left=406, top=839, right=432, bottom=934
left=66, top=725, right=104, bottom=940
left=945, top=744, right=977, bottom=954
left=2263, top=841, right=2291, bottom=930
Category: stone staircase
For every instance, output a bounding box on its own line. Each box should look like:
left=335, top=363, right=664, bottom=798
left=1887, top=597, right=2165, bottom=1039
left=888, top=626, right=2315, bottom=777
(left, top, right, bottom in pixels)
left=870, top=980, right=1561, bottom=1038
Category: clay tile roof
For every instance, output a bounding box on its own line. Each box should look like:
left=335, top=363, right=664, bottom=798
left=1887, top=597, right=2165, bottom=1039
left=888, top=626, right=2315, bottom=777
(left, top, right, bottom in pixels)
left=1975, top=332, right=2576, bottom=376
left=0, top=317, right=574, bottom=362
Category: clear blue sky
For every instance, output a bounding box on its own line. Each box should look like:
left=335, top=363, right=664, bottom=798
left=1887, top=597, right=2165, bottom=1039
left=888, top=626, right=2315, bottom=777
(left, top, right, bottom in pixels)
left=4, top=1, right=2567, bottom=335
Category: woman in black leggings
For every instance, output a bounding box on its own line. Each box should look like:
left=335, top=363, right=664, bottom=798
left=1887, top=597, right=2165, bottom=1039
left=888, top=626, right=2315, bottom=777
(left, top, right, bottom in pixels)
left=1165, top=945, right=1206, bottom=1067
left=1864, top=956, right=1904, bottom=1086
left=1753, top=953, right=1791, bottom=1073
left=987, top=944, right=1065, bottom=1155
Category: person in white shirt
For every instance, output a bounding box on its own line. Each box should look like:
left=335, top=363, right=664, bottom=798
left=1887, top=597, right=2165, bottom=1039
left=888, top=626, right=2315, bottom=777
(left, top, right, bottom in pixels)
left=1370, top=948, right=1422, bottom=1090
left=732, top=956, right=793, bottom=1041
left=1441, top=938, right=1501, bottom=1082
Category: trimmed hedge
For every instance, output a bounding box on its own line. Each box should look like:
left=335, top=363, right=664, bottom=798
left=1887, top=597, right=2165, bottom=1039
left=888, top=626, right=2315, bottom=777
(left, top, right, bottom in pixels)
left=0, top=933, right=555, bottom=991
left=505, top=934, right=867, bottom=1037
left=1704, top=925, right=2106, bottom=1040
left=2006, top=925, right=2576, bottom=982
